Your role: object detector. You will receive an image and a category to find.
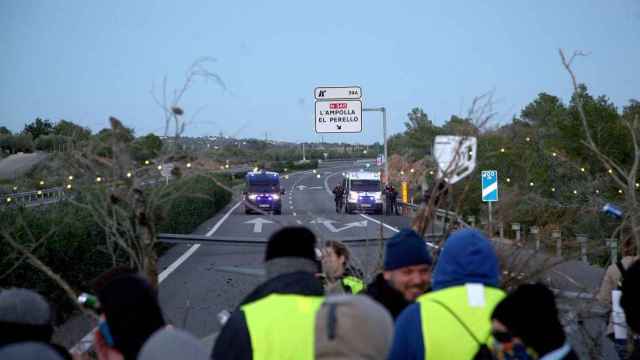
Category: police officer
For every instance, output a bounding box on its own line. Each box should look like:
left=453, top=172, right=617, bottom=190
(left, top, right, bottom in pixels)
left=321, top=240, right=364, bottom=294
left=212, top=227, right=324, bottom=360
left=389, top=229, right=505, bottom=359
left=333, top=184, right=345, bottom=213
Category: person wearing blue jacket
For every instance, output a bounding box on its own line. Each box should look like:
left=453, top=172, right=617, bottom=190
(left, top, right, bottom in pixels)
left=388, top=228, right=505, bottom=360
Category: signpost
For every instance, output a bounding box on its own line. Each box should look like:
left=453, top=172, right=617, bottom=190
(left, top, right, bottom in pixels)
left=315, top=100, right=362, bottom=133
left=315, top=86, right=362, bottom=100
left=314, top=86, right=363, bottom=134
left=481, top=170, right=499, bottom=235
left=433, top=135, right=477, bottom=184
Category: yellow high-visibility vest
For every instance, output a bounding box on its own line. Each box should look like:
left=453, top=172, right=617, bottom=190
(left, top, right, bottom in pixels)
left=242, top=294, right=324, bottom=360
left=342, top=276, right=365, bottom=294
left=418, top=285, right=505, bottom=359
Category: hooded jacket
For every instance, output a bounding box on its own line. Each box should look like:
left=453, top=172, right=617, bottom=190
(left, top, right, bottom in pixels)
left=211, top=263, right=324, bottom=360
left=388, top=229, right=500, bottom=360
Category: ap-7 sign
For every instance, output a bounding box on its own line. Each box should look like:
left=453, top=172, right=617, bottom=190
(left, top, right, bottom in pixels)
left=481, top=170, right=498, bottom=202
left=315, top=100, right=362, bottom=133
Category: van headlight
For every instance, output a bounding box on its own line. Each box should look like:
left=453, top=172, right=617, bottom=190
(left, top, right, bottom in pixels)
left=348, top=191, right=358, bottom=202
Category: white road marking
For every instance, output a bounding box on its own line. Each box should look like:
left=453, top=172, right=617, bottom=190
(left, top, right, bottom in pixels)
left=296, top=220, right=302, bottom=224
left=206, top=201, right=243, bottom=236
left=359, top=214, right=399, bottom=233
left=244, top=217, right=273, bottom=233
left=71, top=200, right=242, bottom=354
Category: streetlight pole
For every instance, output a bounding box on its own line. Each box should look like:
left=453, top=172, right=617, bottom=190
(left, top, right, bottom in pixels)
left=363, top=107, right=388, bottom=183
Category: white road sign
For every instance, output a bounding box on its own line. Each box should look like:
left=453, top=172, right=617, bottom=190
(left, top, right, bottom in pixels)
left=315, top=100, right=362, bottom=133
left=315, top=86, right=362, bottom=100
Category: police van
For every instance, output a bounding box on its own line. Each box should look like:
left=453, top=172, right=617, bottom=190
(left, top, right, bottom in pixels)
left=243, top=170, right=283, bottom=214
left=343, top=171, right=383, bottom=214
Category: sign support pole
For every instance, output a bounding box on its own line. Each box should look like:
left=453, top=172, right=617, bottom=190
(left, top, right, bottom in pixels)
left=488, top=201, right=493, bottom=238
left=363, top=107, right=388, bottom=183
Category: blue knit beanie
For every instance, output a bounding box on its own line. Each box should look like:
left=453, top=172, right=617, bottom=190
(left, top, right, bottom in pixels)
left=384, top=229, right=432, bottom=270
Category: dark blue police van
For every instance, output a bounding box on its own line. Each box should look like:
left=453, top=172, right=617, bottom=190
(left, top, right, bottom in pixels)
left=243, top=170, right=283, bottom=215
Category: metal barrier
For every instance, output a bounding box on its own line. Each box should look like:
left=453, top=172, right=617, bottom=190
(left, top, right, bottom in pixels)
left=396, top=201, right=470, bottom=228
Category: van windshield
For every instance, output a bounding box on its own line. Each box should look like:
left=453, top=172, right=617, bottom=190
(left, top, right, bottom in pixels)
left=248, top=184, right=280, bottom=193
left=350, top=180, right=380, bottom=192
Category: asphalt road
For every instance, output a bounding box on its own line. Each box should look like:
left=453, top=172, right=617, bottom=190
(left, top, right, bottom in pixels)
left=61, top=160, right=409, bottom=350
left=0, top=152, right=48, bottom=180
left=60, top=160, right=612, bottom=357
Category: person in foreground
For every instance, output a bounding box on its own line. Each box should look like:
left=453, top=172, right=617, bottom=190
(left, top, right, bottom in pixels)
left=212, top=226, right=324, bottom=360
left=491, top=283, right=579, bottom=360
left=388, top=228, right=505, bottom=359
left=362, top=228, right=433, bottom=319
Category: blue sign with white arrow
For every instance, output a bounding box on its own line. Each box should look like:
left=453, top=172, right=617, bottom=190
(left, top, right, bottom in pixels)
left=482, top=170, right=499, bottom=202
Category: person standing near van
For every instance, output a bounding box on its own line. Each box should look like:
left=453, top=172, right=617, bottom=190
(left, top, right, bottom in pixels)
left=597, top=237, right=639, bottom=359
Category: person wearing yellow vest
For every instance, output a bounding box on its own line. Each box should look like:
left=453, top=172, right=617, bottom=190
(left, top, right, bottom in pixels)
left=321, top=240, right=365, bottom=294
left=211, top=227, right=325, bottom=360
left=389, top=228, right=505, bottom=359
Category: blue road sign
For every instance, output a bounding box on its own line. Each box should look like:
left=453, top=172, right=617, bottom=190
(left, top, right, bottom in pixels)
left=482, top=170, right=498, bottom=202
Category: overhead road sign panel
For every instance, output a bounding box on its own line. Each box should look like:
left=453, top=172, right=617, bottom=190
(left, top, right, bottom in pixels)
left=315, top=100, right=362, bottom=133
left=315, top=86, right=362, bottom=100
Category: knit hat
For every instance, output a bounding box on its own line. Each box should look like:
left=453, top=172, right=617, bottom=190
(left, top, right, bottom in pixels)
left=384, top=229, right=432, bottom=271
left=265, top=226, right=317, bottom=262
left=0, top=342, right=64, bottom=360
left=0, top=288, right=53, bottom=346
left=138, top=327, right=208, bottom=360
left=492, top=283, right=565, bottom=356
left=315, top=294, right=394, bottom=359
left=94, top=272, right=166, bottom=360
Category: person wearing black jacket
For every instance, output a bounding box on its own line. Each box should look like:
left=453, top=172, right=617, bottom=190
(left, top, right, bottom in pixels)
left=211, top=227, right=324, bottom=360
left=360, top=228, right=432, bottom=319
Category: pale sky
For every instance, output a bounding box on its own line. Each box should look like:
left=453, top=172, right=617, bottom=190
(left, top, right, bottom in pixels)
left=1, top=0, right=639, bottom=143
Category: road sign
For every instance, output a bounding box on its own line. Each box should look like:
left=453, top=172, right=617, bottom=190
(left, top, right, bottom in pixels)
left=315, top=100, right=362, bottom=133
left=433, top=135, right=477, bottom=184
left=481, top=170, right=498, bottom=202
left=376, top=155, right=384, bottom=166
left=315, top=86, right=362, bottom=100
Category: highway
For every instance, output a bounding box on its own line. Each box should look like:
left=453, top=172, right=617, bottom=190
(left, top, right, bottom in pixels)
left=60, top=160, right=409, bottom=350
left=58, top=159, right=612, bottom=357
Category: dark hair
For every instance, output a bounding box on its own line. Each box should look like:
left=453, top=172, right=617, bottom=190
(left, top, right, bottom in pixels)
left=621, top=236, right=637, bottom=257
left=325, top=240, right=350, bottom=263
left=92, top=269, right=165, bottom=360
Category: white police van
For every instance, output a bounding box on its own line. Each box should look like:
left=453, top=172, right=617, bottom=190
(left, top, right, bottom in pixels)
left=343, top=171, right=383, bottom=214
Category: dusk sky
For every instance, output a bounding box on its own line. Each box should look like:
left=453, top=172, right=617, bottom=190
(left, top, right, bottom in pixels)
left=1, top=1, right=639, bottom=143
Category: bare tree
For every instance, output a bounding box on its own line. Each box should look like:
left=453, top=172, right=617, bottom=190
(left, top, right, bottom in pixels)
left=559, top=49, right=640, bottom=255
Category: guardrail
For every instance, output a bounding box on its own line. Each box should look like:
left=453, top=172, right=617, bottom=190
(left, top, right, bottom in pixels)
left=396, top=201, right=470, bottom=228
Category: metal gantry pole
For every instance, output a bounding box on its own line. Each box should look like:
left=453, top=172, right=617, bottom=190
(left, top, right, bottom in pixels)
left=363, top=106, right=388, bottom=183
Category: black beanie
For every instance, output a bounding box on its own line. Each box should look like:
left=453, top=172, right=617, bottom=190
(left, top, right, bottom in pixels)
left=95, top=273, right=166, bottom=360
left=265, top=227, right=317, bottom=262
left=384, top=229, right=432, bottom=271
left=492, top=283, right=565, bottom=356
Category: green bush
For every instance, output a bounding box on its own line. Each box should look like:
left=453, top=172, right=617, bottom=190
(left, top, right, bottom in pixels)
left=0, top=174, right=232, bottom=322
left=158, top=174, right=232, bottom=234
